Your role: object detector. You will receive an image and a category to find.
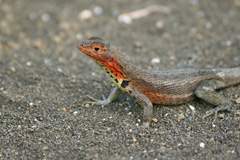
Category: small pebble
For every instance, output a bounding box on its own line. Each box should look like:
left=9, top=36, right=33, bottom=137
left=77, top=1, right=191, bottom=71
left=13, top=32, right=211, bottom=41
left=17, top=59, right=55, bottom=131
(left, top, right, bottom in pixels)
left=199, top=142, right=205, bottom=148
left=218, top=113, right=225, bottom=118
left=57, top=67, right=63, bottom=73
left=128, top=112, right=132, bottom=115
left=191, top=0, right=199, bottom=5
left=76, top=33, right=83, bottom=40
left=10, top=66, right=16, bottom=72
left=236, top=97, right=240, bottom=104
left=33, top=39, right=45, bottom=49
left=177, top=113, right=185, bottom=121
left=118, top=15, right=132, bottom=24
left=155, top=20, right=164, bottom=29
left=151, top=57, right=160, bottom=64
left=152, top=118, right=158, bottom=123
left=132, top=136, right=137, bottom=142
left=93, top=6, right=103, bottom=16
left=78, top=9, right=93, bottom=20
left=188, top=104, right=196, bottom=113
left=41, top=13, right=51, bottom=22
left=205, top=22, right=212, bottom=29
left=73, top=111, right=78, bottom=115
left=134, top=41, right=142, bottom=48
left=225, top=40, right=232, bottom=47
left=26, top=61, right=32, bottom=66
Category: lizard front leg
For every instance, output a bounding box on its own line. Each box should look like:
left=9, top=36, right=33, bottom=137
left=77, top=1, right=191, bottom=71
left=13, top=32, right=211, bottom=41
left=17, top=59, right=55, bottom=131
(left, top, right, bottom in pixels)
left=87, top=87, right=121, bottom=107
left=194, top=79, right=232, bottom=118
left=129, top=88, right=153, bottom=127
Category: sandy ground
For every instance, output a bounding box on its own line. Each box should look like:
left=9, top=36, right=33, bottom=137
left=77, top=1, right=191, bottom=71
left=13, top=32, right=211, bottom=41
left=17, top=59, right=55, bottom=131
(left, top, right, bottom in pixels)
left=0, top=0, right=240, bottom=159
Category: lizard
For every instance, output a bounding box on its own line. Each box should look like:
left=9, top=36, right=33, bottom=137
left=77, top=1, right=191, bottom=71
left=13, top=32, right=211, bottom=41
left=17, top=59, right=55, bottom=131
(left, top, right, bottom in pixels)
left=78, top=37, right=240, bottom=127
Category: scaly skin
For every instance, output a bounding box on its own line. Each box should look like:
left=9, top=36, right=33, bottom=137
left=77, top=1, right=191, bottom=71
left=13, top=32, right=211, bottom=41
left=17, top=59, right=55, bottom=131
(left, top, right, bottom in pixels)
left=79, top=37, right=240, bottom=127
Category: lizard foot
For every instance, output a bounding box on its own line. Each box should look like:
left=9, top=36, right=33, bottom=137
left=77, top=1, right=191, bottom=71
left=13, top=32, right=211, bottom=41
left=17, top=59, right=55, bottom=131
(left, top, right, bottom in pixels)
left=85, top=95, right=110, bottom=107
left=203, top=104, right=232, bottom=119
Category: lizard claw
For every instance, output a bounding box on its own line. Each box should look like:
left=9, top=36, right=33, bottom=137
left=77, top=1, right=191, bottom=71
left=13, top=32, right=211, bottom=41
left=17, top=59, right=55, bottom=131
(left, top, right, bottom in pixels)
left=203, top=104, right=232, bottom=119
left=85, top=95, right=110, bottom=107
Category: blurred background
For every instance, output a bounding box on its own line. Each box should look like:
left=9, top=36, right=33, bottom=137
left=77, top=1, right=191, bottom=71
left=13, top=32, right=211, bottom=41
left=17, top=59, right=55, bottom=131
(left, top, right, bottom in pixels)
left=0, top=0, right=240, bottom=159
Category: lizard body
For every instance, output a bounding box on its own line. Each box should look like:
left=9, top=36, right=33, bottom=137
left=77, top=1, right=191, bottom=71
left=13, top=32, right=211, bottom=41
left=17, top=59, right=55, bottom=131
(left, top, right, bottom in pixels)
left=79, top=37, right=240, bottom=126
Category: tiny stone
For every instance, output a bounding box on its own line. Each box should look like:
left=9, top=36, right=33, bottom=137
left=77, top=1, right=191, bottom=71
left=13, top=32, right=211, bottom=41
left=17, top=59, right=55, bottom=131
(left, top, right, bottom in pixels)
left=205, top=22, right=212, bottom=29
left=76, top=33, right=83, bottom=40
left=26, top=61, right=32, bottom=66
left=188, top=104, right=196, bottom=112
left=199, top=142, right=205, bottom=148
left=132, top=136, right=137, bottom=142
left=152, top=118, right=158, bottom=123
left=191, top=0, right=199, bottom=5
left=155, top=20, right=164, bottom=29
left=177, top=113, right=185, bottom=121
left=218, top=113, right=225, bottom=118
left=134, top=41, right=142, bottom=48
left=41, top=13, right=51, bottom=22
left=31, top=125, right=37, bottom=129
left=10, top=66, right=16, bottom=72
left=151, top=57, right=160, bottom=64
left=29, top=102, right=34, bottom=106
left=236, top=97, right=240, bottom=104
left=118, top=15, right=132, bottom=24
left=225, top=40, right=232, bottom=47
left=33, top=39, right=45, bottom=49
left=78, top=9, right=93, bottom=20
left=85, top=103, right=90, bottom=107
left=57, top=67, right=63, bottom=73
left=93, top=6, right=103, bottom=16
left=42, top=146, right=48, bottom=150
left=73, top=111, right=78, bottom=115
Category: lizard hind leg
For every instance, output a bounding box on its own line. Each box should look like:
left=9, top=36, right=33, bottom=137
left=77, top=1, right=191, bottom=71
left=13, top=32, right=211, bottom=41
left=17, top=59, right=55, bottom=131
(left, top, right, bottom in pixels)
left=194, top=79, right=232, bottom=118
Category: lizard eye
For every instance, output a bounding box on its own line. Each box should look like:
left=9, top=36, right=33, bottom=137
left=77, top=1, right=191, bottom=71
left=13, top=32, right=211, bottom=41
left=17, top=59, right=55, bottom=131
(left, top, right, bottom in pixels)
left=94, top=47, right=99, bottom=51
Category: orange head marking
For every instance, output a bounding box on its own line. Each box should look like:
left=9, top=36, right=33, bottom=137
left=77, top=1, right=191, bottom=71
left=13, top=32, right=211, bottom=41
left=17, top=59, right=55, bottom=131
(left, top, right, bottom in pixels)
left=79, top=37, right=110, bottom=62
left=79, top=37, right=126, bottom=79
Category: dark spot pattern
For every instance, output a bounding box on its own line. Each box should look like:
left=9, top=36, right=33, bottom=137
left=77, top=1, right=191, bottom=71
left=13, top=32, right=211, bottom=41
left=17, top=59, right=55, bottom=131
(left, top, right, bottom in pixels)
left=121, top=80, right=129, bottom=88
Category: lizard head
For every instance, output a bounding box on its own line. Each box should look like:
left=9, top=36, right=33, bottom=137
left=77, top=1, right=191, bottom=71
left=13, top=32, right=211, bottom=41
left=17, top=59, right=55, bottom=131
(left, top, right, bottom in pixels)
left=78, top=37, right=127, bottom=80
left=78, top=37, right=111, bottom=63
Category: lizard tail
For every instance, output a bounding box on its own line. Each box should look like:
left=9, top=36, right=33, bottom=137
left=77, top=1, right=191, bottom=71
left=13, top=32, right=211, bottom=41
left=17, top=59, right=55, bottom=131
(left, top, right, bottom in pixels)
left=217, top=67, right=240, bottom=87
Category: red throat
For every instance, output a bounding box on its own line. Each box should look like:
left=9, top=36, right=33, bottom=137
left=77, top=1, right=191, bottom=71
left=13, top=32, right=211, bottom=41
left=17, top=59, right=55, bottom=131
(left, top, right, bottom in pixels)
left=102, top=58, right=126, bottom=79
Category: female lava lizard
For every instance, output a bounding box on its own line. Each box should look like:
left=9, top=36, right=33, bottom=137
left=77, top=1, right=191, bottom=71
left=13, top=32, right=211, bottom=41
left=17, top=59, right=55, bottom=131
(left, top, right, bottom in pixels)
left=79, top=37, right=240, bottom=127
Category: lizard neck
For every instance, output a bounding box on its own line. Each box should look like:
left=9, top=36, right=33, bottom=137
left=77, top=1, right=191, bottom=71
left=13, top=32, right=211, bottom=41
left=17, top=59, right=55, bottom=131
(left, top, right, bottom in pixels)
left=101, top=57, right=127, bottom=80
